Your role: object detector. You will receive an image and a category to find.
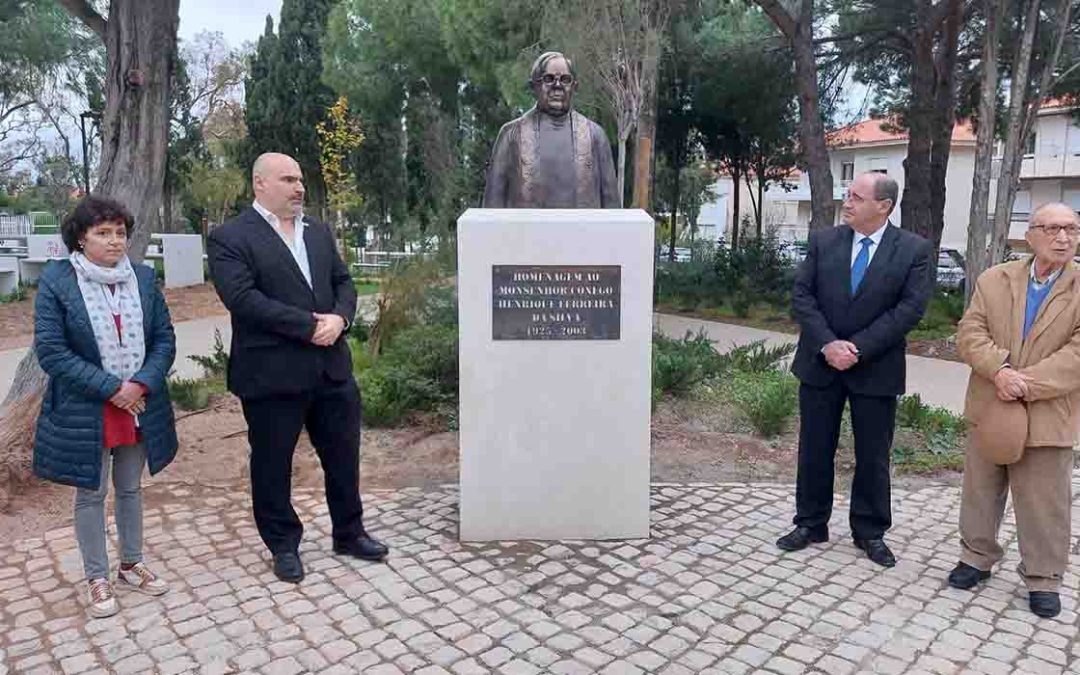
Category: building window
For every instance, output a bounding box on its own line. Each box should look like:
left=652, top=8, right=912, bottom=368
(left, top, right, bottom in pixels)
left=1014, top=190, right=1032, bottom=218
left=1024, top=131, right=1036, bottom=156
left=1069, top=126, right=1080, bottom=156
left=841, top=162, right=854, bottom=182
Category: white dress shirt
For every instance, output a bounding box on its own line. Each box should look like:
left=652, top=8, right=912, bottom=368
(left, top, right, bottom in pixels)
left=253, top=200, right=312, bottom=288
left=850, top=221, right=890, bottom=269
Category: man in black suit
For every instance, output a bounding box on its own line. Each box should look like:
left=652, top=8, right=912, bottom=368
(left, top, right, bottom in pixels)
left=777, top=172, right=933, bottom=567
left=208, top=152, right=387, bottom=583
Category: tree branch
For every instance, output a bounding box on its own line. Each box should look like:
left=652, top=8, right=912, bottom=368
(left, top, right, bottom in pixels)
left=755, top=0, right=798, bottom=41
left=55, top=0, right=107, bottom=41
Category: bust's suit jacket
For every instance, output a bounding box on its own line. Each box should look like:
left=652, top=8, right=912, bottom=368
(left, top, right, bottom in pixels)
left=790, top=223, right=933, bottom=396
left=207, top=207, right=357, bottom=399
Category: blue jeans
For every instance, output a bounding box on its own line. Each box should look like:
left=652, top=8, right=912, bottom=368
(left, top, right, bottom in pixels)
left=74, top=444, right=145, bottom=580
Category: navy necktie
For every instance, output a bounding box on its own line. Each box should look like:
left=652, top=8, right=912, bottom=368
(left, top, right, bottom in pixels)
left=851, top=237, right=873, bottom=294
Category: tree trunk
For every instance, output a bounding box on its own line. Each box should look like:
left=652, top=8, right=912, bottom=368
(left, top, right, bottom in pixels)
left=633, top=29, right=661, bottom=212
left=792, top=0, right=835, bottom=231
left=928, top=0, right=962, bottom=262
left=965, top=0, right=1002, bottom=304
left=668, top=153, right=682, bottom=263
left=0, top=0, right=179, bottom=506
left=617, top=135, right=628, bottom=208
left=989, top=0, right=1042, bottom=265
left=901, top=2, right=937, bottom=242
left=731, top=164, right=741, bottom=250
left=756, top=169, right=765, bottom=238
left=97, top=1, right=179, bottom=262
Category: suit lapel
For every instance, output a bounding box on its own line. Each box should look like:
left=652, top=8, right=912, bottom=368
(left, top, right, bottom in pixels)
left=1022, top=265, right=1076, bottom=348
left=1007, top=262, right=1029, bottom=359
left=248, top=209, right=314, bottom=297
left=302, top=217, right=323, bottom=284
left=832, top=226, right=855, bottom=300
left=851, top=223, right=896, bottom=301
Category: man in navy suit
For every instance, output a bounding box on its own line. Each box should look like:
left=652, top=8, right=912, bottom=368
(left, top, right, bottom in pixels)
left=208, top=153, right=387, bottom=583
left=777, top=172, right=933, bottom=567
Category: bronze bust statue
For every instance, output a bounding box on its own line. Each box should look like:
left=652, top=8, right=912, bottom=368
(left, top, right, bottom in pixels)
left=483, top=52, right=620, bottom=209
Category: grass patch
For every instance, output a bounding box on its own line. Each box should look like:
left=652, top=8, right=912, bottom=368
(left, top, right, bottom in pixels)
left=0, top=283, right=27, bottom=304
left=893, top=393, right=966, bottom=473
left=909, top=290, right=964, bottom=341
left=726, top=370, right=799, bottom=438
left=354, top=279, right=380, bottom=296
left=168, top=377, right=211, bottom=410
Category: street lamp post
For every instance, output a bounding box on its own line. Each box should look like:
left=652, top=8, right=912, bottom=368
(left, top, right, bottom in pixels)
left=78, top=110, right=101, bottom=195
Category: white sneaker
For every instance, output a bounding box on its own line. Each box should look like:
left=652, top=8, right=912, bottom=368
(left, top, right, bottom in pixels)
left=116, top=562, right=168, bottom=596
left=87, top=578, right=119, bottom=618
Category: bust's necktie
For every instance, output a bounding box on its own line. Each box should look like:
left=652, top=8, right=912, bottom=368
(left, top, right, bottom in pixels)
left=851, top=237, right=873, bottom=294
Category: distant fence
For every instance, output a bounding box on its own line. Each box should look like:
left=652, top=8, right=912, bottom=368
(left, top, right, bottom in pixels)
left=0, top=214, right=33, bottom=236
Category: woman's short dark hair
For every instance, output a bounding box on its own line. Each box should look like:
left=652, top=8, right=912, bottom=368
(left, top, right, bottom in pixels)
left=61, top=195, right=134, bottom=253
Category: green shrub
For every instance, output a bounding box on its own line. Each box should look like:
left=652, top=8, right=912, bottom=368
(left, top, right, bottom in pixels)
left=0, top=283, right=28, bottom=304
left=359, top=364, right=447, bottom=427
left=353, top=324, right=458, bottom=427
left=896, top=393, right=966, bottom=453
left=189, top=329, right=229, bottom=378
left=380, top=324, right=459, bottom=390
left=727, top=370, right=799, bottom=438
left=717, top=339, right=796, bottom=374
left=652, top=330, right=727, bottom=399
left=169, top=377, right=210, bottom=410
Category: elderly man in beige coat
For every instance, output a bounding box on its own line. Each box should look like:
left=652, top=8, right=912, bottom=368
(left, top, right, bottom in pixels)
left=953, top=202, right=1080, bottom=618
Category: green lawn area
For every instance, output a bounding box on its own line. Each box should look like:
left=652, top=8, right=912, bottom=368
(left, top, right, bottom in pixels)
left=657, top=289, right=964, bottom=343
left=354, top=279, right=381, bottom=296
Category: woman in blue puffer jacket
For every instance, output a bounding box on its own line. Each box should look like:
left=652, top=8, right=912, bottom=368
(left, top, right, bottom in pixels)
left=33, top=196, right=178, bottom=618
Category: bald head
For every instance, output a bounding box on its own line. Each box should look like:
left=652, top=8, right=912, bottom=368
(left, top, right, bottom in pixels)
left=842, top=172, right=898, bottom=234
left=253, top=152, right=299, bottom=181
left=1025, top=201, right=1079, bottom=274
left=1030, top=202, right=1079, bottom=230
left=252, top=152, right=305, bottom=220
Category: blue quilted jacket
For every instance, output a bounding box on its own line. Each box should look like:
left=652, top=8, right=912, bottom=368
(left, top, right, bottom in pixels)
left=32, top=259, right=178, bottom=490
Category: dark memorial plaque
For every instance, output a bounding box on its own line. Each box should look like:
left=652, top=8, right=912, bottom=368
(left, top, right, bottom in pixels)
left=492, top=265, right=621, bottom=340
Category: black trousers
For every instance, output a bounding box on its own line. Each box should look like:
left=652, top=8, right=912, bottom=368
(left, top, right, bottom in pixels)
left=794, top=380, right=897, bottom=541
left=240, top=377, right=365, bottom=554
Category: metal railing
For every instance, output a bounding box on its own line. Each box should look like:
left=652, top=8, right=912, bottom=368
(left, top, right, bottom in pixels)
left=0, top=215, right=33, bottom=236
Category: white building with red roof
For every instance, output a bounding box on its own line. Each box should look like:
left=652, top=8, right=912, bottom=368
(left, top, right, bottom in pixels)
left=701, top=101, right=1080, bottom=255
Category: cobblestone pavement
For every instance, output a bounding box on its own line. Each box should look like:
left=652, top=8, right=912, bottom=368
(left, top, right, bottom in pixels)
left=1, top=475, right=1078, bottom=675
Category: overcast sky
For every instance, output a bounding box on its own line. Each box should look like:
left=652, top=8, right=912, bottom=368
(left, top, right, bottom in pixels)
left=178, top=0, right=281, bottom=51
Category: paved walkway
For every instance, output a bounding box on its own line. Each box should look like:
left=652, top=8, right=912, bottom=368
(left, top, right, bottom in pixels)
left=1, top=476, right=1078, bottom=674
left=654, top=314, right=970, bottom=414
left=0, top=310, right=970, bottom=414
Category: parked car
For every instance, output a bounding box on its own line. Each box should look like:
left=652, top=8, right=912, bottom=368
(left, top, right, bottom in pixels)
left=936, top=247, right=965, bottom=291
left=780, top=242, right=808, bottom=264
left=657, top=245, right=692, bottom=262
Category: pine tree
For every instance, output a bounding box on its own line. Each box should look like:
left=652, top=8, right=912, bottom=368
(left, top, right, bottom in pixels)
left=244, top=1, right=337, bottom=216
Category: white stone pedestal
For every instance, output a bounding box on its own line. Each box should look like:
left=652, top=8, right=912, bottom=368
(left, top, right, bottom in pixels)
left=457, top=208, right=654, bottom=541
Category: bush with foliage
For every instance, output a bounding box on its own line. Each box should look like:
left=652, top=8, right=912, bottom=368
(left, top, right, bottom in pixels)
left=169, top=377, right=211, bottom=411
left=189, top=328, right=229, bottom=378
left=726, top=370, right=799, bottom=438
left=655, top=233, right=795, bottom=317
left=896, top=393, right=966, bottom=453
left=352, top=259, right=459, bottom=427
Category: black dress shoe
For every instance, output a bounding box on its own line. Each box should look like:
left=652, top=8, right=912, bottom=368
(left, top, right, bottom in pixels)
left=272, top=551, right=304, bottom=583
left=854, top=538, right=896, bottom=568
left=776, top=526, right=828, bottom=551
left=1029, top=591, right=1061, bottom=618
left=333, top=535, right=389, bottom=561
left=947, top=562, right=991, bottom=589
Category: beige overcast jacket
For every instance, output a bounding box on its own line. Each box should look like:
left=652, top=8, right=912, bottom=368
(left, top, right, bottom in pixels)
left=957, top=260, right=1080, bottom=448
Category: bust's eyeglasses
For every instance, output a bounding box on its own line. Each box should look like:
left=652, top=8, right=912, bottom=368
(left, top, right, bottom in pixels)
left=537, top=74, right=574, bottom=86
left=1030, top=224, right=1080, bottom=237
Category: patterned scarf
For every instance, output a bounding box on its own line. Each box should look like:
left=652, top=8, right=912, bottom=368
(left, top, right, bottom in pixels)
left=70, top=252, right=145, bottom=381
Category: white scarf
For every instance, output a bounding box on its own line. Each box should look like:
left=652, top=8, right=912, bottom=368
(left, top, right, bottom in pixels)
left=70, top=252, right=145, bottom=382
